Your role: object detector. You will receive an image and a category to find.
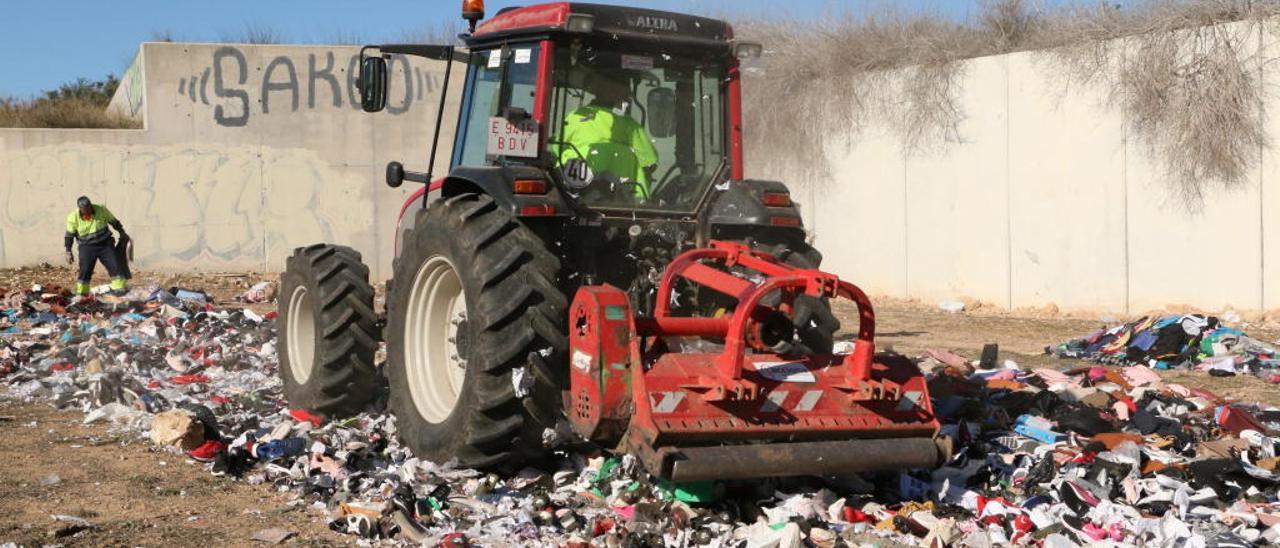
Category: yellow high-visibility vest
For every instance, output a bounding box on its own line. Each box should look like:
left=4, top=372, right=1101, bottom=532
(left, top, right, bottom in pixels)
left=556, top=105, right=658, bottom=199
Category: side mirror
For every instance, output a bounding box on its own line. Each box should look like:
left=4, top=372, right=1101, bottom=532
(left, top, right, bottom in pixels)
left=358, top=56, right=388, bottom=113
left=386, top=161, right=405, bottom=188
left=646, top=88, right=677, bottom=139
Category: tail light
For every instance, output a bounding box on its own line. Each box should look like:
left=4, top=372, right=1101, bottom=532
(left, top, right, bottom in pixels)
left=513, top=179, right=547, bottom=194
left=769, top=216, right=802, bottom=227
left=519, top=205, right=557, bottom=216
left=761, top=192, right=792, bottom=207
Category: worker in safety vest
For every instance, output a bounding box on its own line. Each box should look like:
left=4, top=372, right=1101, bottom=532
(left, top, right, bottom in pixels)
left=64, top=196, right=129, bottom=296
left=557, top=68, right=659, bottom=201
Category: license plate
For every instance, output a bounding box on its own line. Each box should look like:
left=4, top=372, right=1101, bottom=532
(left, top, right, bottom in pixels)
left=487, top=117, right=539, bottom=158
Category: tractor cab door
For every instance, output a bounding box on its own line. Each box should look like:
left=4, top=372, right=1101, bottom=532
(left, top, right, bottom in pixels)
left=451, top=43, right=547, bottom=170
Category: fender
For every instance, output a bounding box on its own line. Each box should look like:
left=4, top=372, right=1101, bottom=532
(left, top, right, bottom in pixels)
left=393, top=166, right=572, bottom=259
left=441, top=165, right=573, bottom=218
left=704, top=180, right=805, bottom=235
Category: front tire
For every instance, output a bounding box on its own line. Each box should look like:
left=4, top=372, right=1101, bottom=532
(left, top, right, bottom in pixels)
left=385, top=193, right=567, bottom=470
left=278, top=244, right=379, bottom=418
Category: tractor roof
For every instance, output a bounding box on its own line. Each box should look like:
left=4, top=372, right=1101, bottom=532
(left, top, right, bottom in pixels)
left=469, top=3, right=732, bottom=48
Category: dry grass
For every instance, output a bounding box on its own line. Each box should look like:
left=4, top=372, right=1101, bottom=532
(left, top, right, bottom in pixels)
left=1, top=75, right=140, bottom=130
left=0, top=98, right=140, bottom=129
left=739, top=0, right=1280, bottom=206
left=218, top=23, right=285, bottom=45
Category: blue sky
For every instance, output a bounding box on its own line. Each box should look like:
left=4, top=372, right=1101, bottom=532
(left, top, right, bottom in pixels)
left=0, top=0, right=1094, bottom=98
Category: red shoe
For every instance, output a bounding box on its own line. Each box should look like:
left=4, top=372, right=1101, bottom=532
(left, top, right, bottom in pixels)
left=169, top=374, right=210, bottom=385
left=288, top=408, right=325, bottom=427
left=188, top=439, right=226, bottom=462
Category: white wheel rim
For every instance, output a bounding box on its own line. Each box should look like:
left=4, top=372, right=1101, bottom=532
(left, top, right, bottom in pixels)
left=286, top=286, right=316, bottom=384
left=405, top=255, right=468, bottom=423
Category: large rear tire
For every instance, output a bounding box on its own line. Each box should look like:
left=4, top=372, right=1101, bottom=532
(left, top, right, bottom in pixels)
left=278, top=244, right=379, bottom=418
left=385, top=193, right=567, bottom=471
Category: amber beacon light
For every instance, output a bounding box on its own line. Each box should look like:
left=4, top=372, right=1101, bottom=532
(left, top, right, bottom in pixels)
left=462, top=0, right=485, bottom=31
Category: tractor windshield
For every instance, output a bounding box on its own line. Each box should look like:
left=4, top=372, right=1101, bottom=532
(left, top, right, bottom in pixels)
left=549, top=42, right=727, bottom=212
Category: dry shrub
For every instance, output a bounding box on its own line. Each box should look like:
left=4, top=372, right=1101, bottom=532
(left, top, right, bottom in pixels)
left=739, top=0, right=1279, bottom=205
left=739, top=0, right=1044, bottom=181
left=1, top=76, right=140, bottom=129
left=738, top=13, right=975, bottom=180
left=218, top=23, right=286, bottom=45
left=0, top=97, right=140, bottom=129
left=1046, top=1, right=1277, bottom=206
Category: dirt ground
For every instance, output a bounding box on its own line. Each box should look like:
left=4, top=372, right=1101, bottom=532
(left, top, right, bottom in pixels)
left=0, top=400, right=339, bottom=547
left=3, top=266, right=1280, bottom=545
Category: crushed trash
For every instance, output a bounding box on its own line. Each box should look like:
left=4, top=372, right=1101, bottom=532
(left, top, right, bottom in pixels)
left=6, top=280, right=1280, bottom=546
left=236, top=281, right=277, bottom=304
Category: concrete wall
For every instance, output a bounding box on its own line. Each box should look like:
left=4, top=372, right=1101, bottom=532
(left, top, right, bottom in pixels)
left=791, top=22, right=1279, bottom=314
left=1, top=42, right=459, bottom=280
left=5, top=33, right=1277, bottom=314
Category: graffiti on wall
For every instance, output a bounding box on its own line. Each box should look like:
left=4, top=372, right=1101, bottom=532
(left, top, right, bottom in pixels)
left=122, top=59, right=145, bottom=117
left=177, top=46, right=444, bottom=127
left=0, top=144, right=370, bottom=270
left=106, top=52, right=146, bottom=121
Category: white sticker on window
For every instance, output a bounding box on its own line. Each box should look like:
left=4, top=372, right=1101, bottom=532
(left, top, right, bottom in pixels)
left=487, top=51, right=502, bottom=68
left=514, top=48, right=532, bottom=64
left=621, top=54, right=654, bottom=71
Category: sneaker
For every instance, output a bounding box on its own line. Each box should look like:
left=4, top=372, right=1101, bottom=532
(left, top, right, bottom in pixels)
left=188, top=439, right=226, bottom=462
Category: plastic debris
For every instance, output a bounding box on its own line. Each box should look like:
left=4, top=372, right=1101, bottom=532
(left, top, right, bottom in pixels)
left=237, top=281, right=277, bottom=304
left=7, top=280, right=1280, bottom=546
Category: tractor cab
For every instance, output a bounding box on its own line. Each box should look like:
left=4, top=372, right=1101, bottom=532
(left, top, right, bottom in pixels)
left=360, top=2, right=761, bottom=219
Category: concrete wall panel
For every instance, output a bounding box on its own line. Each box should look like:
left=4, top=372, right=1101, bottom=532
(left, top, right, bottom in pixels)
left=1005, top=52, right=1128, bottom=312
left=1124, top=151, right=1263, bottom=312
left=1122, top=24, right=1263, bottom=313
left=1256, top=26, right=1280, bottom=312
left=903, top=56, right=1011, bottom=306
left=813, top=130, right=907, bottom=297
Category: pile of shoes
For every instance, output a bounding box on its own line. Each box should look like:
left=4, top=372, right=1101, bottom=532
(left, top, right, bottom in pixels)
left=1048, top=314, right=1280, bottom=376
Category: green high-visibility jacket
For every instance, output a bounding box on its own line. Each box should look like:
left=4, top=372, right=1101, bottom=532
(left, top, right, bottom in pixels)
left=556, top=105, right=659, bottom=200
left=65, top=205, right=118, bottom=248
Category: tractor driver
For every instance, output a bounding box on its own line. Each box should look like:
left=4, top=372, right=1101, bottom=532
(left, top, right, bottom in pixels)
left=556, top=67, right=659, bottom=202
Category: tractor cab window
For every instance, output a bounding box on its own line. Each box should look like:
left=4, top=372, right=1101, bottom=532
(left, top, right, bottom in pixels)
left=453, top=45, right=542, bottom=168
left=550, top=42, right=727, bottom=212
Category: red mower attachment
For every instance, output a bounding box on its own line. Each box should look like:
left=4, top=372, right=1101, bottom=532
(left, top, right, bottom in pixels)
left=568, top=241, right=949, bottom=481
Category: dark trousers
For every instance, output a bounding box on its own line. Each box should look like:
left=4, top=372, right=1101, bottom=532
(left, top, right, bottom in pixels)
left=78, top=240, right=124, bottom=283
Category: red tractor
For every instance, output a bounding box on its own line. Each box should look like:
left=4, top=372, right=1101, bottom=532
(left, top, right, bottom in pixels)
left=278, top=1, right=946, bottom=480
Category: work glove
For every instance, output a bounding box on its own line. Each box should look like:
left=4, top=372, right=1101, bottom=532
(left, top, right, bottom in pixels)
left=65, top=251, right=74, bottom=265
left=561, top=158, right=594, bottom=190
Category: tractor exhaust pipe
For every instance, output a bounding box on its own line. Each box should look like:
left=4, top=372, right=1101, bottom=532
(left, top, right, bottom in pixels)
left=649, top=437, right=950, bottom=482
